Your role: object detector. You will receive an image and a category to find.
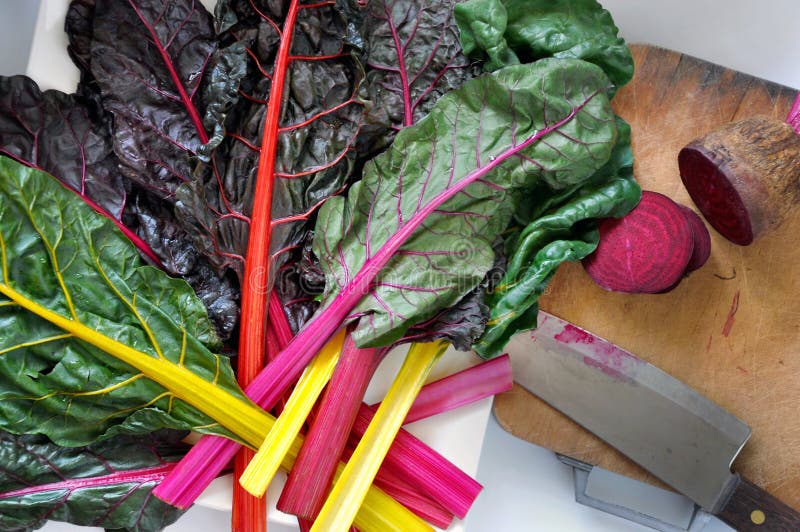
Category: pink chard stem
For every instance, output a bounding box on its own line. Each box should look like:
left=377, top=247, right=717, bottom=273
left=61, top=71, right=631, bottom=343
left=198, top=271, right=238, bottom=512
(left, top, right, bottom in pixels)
left=375, top=354, right=512, bottom=424
left=277, top=334, right=386, bottom=519
left=348, top=406, right=482, bottom=520
left=343, top=354, right=515, bottom=522
left=372, top=468, right=453, bottom=529
left=0, top=463, right=177, bottom=500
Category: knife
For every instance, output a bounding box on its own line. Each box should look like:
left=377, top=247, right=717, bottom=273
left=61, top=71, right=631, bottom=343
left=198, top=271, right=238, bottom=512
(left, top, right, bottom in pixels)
left=505, top=310, right=800, bottom=532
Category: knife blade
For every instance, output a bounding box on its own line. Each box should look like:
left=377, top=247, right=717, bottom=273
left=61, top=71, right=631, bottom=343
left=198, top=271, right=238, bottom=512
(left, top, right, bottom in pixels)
left=505, top=310, right=800, bottom=531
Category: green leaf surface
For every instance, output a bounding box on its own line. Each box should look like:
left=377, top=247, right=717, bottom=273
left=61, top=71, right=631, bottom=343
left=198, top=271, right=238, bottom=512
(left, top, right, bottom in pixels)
left=453, top=0, right=519, bottom=72
left=0, top=431, right=187, bottom=532
left=455, top=0, right=634, bottom=87
left=474, top=119, right=641, bottom=357
left=0, top=157, right=249, bottom=446
left=314, top=59, right=619, bottom=348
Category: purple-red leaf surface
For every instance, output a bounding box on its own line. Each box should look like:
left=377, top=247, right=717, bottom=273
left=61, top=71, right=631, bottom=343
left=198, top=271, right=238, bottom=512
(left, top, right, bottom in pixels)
left=0, top=75, right=124, bottom=219
left=176, top=0, right=363, bottom=289
left=90, top=0, right=217, bottom=196
left=357, top=0, right=476, bottom=154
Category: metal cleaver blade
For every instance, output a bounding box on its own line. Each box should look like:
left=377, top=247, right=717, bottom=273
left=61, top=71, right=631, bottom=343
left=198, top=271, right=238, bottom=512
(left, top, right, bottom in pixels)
left=505, top=311, right=800, bottom=530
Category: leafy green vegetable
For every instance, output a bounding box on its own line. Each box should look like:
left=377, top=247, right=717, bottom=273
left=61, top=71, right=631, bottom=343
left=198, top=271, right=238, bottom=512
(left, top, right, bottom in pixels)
left=453, top=0, right=519, bottom=72
left=0, top=157, right=252, bottom=446
left=0, top=431, right=187, bottom=532
left=90, top=0, right=236, bottom=178
left=454, top=0, right=639, bottom=356
left=455, top=0, right=633, bottom=87
left=475, top=120, right=641, bottom=356
left=60, top=0, right=243, bottom=341
left=399, top=238, right=506, bottom=350
left=314, top=58, right=619, bottom=348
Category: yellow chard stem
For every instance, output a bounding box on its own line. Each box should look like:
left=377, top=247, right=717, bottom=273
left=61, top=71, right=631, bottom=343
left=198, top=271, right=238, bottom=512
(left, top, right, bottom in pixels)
left=0, top=283, right=270, bottom=444
left=239, top=329, right=345, bottom=496
left=312, top=341, right=449, bottom=532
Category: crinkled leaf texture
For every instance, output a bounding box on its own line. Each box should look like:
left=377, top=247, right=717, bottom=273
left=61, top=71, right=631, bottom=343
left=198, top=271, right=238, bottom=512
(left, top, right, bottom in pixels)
left=89, top=0, right=233, bottom=189
left=0, top=157, right=248, bottom=446
left=355, top=0, right=476, bottom=153
left=0, top=431, right=187, bottom=532
left=474, top=119, right=641, bottom=357
left=455, top=0, right=633, bottom=88
left=314, top=58, right=619, bottom=348
left=0, top=75, right=125, bottom=222
left=399, top=239, right=506, bottom=350
left=177, top=0, right=364, bottom=331
left=85, top=0, right=248, bottom=253
left=59, top=0, right=243, bottom=340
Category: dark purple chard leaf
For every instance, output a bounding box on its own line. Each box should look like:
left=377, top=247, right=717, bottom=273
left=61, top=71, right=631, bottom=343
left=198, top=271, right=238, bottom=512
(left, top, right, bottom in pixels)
left=272, top=232, right=325, bottom=334
left=63, top=0, right=245, bottom=339
left=65, top=0, right=105, bottom=112
left=89, top=0, right=234, bottom=195
left=0, top=75, right=124, bottom=220
left=132, top=190, right=241, bottom=340
left=0, top=431, right=187, bottom=532
left=356, top=0, right=476, bottom=153
left=66, top=0, right=94, bottom=76
left=198, top=41, right=249, bottom=157
left=175, top=0, right=363, bottom=290
left=313, top=58, right=619, bottom=348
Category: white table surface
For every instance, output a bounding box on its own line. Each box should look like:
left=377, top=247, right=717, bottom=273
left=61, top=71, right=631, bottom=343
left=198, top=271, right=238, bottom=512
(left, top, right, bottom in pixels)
left=12, top=0, right=800, bottom=531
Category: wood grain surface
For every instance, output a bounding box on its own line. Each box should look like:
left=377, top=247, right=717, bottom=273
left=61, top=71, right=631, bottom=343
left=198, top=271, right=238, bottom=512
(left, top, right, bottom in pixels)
left=493, top=44, right=800, bottom=508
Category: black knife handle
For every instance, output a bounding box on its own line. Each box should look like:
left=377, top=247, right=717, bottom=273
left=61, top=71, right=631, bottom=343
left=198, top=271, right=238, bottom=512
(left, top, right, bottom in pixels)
left=717, top=475, right=800, bottom=531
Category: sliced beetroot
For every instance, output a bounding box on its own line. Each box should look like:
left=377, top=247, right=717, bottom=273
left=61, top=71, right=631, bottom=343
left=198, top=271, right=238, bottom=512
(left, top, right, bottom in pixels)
left=678, top=117, right=800, bottom=245
left=583, top=191, right=694, bottom=294
left=677, top=204, right=711, bottom=273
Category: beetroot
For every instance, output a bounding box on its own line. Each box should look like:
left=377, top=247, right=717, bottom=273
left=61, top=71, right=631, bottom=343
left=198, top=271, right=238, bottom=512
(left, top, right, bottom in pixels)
left=583, top=191, right=695, bottom=294
left=678, top=117, right=800, bottom=245
left=677, top=204, right=711, bottom=273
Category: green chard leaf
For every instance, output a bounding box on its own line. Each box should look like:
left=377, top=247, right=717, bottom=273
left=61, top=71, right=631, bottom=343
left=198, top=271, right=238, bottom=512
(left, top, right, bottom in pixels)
left=455, top=0, right=634, bottom=87
left=314, top=59, right=619, bottom=348
left=474, top=118, right=641, bottom=357
left=0, top=157, right=254, bottom=446
left=453, top=0, right=519, bottom=72
left=0, top=431, right=187, bottom=532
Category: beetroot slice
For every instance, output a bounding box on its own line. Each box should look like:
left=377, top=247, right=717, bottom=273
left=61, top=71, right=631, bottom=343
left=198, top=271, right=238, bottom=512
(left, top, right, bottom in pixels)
left=678, top=145, right=752, bottom=245
left=583, top=191, right=694, bottom=294
left=678, top=117, right=800, bottom=245
left=677, top=204, right=711, bottom=273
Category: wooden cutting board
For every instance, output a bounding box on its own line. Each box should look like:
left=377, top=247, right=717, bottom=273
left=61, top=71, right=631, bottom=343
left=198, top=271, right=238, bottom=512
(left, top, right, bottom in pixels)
left=494, top=44, right=800, bottom=508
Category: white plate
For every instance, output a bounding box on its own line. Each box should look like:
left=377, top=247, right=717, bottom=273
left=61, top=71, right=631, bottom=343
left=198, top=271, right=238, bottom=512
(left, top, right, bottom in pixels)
left=29, top=1, right=491, bottom=530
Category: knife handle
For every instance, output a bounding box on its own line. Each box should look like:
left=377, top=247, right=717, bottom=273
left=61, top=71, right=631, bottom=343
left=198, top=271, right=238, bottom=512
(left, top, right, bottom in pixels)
left=717, top=475, right=800, bottom=531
